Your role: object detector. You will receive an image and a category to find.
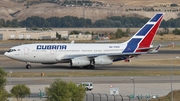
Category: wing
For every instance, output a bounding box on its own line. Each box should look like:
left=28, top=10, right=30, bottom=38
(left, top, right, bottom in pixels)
left=58, top=52, right=143, bottom=61
left=58, top=43, right=165, bottom=62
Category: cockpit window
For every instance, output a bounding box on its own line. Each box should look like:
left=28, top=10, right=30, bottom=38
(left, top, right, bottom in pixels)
left=7, top=49, right=16, bottom=52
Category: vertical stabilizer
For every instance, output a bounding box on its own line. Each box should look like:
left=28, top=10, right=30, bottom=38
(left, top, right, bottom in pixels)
left=122, top=13, right=164, bottom=53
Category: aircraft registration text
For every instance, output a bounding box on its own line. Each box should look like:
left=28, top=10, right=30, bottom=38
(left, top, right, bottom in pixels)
left=109, top=46, right=120, bottom=48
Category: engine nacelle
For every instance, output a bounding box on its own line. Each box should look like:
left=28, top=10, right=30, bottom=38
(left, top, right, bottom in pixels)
left=71, top=58, right=90, bottom=66
left=94, top=55, right=113, bottom=65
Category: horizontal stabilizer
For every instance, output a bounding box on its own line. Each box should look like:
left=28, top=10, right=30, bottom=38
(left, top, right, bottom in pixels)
left=148, top=44, right=162, bottom=53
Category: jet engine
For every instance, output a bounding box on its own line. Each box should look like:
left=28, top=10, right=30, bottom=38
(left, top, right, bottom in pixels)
left=71, top=57, right=90, bottom=66
left=94, top=55, right=113, bottom=65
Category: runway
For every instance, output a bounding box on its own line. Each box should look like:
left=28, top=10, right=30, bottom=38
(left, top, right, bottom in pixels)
left=2, top=64, right=180, bottom=72
left=1, top=53, right=180, bottom=72
left=6, top=76, right=180, bottom=85
left=1, top=50, right=180, bottom=72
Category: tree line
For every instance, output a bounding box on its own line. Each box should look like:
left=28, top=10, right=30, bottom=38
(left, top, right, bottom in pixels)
left=12, top=0, right=93, bottom=6
left=1, top=16, right=180, bottom=28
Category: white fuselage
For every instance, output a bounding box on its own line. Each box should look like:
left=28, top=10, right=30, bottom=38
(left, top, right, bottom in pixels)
left=5, top=43, right=128, bottom=63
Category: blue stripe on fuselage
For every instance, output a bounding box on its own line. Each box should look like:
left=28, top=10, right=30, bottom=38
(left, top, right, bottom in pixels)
left=122, top=38, right=141, bottom=53
left=136, top=24, right=153, bottom=36
left=150, top=14, right=163, bottom=22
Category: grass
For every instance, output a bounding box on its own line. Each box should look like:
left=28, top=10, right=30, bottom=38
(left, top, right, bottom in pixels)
left=149, top=90, right=180, bottom=101
left=9, top=70, right=180, bottom=77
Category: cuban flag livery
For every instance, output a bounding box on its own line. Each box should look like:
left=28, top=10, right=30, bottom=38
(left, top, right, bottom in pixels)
left=122, top=13, right=164, bottom=53
left=4, top=13, right=165, bottom=69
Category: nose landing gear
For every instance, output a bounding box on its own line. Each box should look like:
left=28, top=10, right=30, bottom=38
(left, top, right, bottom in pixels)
left=26, top=62, right=31, bottom=69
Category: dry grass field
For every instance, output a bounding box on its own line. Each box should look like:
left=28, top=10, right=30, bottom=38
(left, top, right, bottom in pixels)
left=0, top=0, right=180, bottom=21
left=91, top=0, right=180, bottom=5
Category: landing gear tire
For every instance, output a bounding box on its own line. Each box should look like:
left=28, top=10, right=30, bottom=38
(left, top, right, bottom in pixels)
left=26, top=64, right=31, bottom=69
left=83, top=66, right=88, bottom=69
left=90, top=65, right=95, bottom=69
left=83, top=66, right=86, bottom=69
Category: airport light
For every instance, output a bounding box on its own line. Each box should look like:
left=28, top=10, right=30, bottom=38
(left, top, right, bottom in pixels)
left=9, top=70, right=12, bottom=92
left=130, top=77, right=135, bottom=98
left=170, top=56, right=179, bottom=101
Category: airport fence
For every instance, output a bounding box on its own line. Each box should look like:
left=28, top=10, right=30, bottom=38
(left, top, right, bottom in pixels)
left=7, top=93, right=161, bottom=101
left=85, top=93, right=160, bottom=101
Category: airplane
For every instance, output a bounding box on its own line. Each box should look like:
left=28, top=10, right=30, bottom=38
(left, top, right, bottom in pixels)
left=4, top=13, right=164, bottom=69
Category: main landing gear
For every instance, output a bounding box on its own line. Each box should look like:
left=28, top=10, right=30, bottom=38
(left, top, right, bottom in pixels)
left=70, top=65, right=95, bottom=69
left=90, top=65, right=95, bottom=69
left=26, top=62, right=31, bottom=69
left=82, top=65, right=95, bottom=69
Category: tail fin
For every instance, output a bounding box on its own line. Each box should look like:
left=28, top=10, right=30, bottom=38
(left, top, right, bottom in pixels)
left=123, top=13, right=164, bottom=53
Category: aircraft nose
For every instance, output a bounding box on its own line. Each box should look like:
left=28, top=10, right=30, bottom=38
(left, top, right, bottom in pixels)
left=4, top=52, right=9, bottom=57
